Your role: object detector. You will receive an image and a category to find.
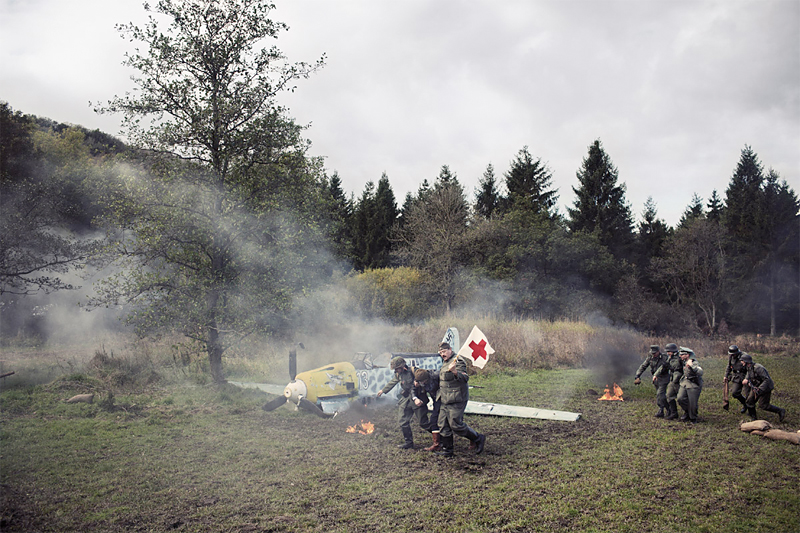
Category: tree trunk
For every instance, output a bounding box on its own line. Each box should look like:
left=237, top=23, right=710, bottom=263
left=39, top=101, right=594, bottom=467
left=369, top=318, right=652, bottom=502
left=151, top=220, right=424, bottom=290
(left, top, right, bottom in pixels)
left=769, top=263, right=776, bottom=337
left=208, top=324, right=225, bottom=384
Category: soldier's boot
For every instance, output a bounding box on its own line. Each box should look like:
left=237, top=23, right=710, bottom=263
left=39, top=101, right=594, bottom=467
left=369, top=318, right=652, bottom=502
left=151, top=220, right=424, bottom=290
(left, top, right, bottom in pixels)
left=655, top=407, right=665, bottom=418
left=766, top=405, right=786, bottom=422
left=435, top=435, right=454, bottom=458
left=679, top=412, right=689, bottom=421
left=465, top=428, right=486, bottom=454
left=424, top=432, right=442, bottom=452
left=738, top=398, right=748, bottom=413
left=747, top=407, right=758, bottom=420
left=665, top=401, right=678, bottom=420
left=398, top=427, right=414, bottom=449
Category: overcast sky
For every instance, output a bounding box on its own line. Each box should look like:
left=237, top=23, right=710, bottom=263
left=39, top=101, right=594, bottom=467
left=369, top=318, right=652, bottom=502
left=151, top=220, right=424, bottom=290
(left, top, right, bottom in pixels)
left=1, top=0, right=797, bottom=226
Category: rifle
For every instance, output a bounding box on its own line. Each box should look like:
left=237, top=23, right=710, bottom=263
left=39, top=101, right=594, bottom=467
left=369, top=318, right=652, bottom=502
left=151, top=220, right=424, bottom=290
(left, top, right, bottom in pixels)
left=723, top=379, right=729, bottom=410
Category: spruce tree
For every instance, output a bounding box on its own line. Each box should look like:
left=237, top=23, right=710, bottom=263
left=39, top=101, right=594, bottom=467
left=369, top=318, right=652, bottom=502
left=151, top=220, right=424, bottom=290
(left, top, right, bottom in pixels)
left=475, top=163, right=501, bottom=220
left=503, top=146, right=557, bottom=217
left=567, top=139, right=634, bottom=261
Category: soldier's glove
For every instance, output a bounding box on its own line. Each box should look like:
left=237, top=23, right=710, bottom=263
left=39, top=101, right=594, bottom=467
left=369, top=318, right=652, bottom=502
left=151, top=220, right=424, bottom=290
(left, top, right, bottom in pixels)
left=634, top=378, right=641, bottom=385
left=722, top=401, right=729, bottom=411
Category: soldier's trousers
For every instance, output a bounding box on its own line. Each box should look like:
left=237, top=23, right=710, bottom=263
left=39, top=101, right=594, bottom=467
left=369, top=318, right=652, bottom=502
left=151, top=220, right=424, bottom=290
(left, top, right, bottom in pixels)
left=745, top=389, right=772, bottom=411
left=438, top=401, right=478, bottom=441
left=654, top=378, right=669, bottom=409
left=666, top=381, right=680, bottom=404
left=730, top=380, right=749, bottom=406
left=399, top=401, right=429, bottom=442
left=677, top=385, right=702, bottom=421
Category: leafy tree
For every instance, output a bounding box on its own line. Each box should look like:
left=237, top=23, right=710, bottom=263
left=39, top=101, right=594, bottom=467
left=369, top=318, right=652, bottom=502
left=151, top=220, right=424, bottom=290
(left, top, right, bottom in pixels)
left=651, top=217, right=727, bottom=333
left=395, top=181, right=469, bottom=313
left=93, top=0, right=325, bottom=383
left=503, top=146, right=557, bottom=217
left=0, top=113, right=99, bottom=296
left=567, top=139, right=634, bottom=261
left=475, top=163, right=501, bottom=220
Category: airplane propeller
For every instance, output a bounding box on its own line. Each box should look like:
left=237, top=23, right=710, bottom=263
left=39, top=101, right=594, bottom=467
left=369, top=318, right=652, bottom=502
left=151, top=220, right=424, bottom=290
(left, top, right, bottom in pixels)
left=261, top=394, right=333, bottom=418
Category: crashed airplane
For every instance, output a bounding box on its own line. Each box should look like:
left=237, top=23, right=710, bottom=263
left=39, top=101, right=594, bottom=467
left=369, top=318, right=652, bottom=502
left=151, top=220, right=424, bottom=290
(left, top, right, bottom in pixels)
left=230, top=327, right=581, bottom=422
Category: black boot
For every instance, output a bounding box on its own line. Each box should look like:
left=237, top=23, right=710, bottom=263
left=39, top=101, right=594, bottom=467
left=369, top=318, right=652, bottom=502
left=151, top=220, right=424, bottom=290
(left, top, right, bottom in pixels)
left=766, top=405, right=786, bottom=422
left=665, top=401, right=678, bottom=420
left=466, top=428, right=486, bottom=454
left=655, top=407, right=665, bottom=418
left=748, top=407, right=758, bottom=420
left=398, top=427, right=414, bottom=449
left=435, top=435, right=454, bottom=457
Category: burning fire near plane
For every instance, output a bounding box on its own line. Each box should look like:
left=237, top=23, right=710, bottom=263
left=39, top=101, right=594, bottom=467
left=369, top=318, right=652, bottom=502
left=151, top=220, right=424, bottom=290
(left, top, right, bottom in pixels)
left=598, top=383, right=624, bottom=401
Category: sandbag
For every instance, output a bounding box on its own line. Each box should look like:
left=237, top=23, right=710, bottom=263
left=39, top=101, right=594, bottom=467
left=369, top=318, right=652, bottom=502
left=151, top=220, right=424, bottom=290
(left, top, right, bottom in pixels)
left=763, top=429, right=800, bottom=445
left=740, top=420, right=772, bottom=432
left=65, top=393, right=95, bottom=404
left=750, top=430, right=767, bottom=436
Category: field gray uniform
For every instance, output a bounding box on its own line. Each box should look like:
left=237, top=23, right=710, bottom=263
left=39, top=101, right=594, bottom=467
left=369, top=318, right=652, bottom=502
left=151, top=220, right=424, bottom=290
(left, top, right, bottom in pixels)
left=635, top=350, right=670, bottom=414
left=724, top=350, right=749, bottom=412
left=677, top=356, right=703, bottom=422
left=437, top=354, right=483, bottom=455
left=381, top=367, right=421, bottom=447
left=744, top=363, right=785, bottom=421
left=654, top=351, right=682, bottom=420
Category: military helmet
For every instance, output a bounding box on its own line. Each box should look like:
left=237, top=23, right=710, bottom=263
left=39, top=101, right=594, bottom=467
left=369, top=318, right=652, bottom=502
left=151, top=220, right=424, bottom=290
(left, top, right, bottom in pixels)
left=739, top=353, right=753, bottom=364
left=390, top=356, right=407, bottom=370
left=665, top=343, right=679, bottom=352
left=650, top=345, right=660, bottom=353
left=728, top=345, right=740, bottom=355
left=414, top=368, right=429, bottom=383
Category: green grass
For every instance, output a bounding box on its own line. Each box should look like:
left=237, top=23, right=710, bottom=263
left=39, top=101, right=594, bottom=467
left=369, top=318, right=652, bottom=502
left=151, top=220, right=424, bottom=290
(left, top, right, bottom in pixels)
left=1, top=353, right=798, bottom=532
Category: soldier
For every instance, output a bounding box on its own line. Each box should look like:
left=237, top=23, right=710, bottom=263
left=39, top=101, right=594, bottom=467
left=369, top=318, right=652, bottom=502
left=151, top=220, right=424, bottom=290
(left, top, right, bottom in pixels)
left=435, top=341, right=486, bottom=457
left=723, top=345, right=749, bottom=413
left=653, top=343, right=682, bottom=420
left=740, top=354, right=786, bottom=422
left=413, top=368, right=442, bottom=452
left=676, top=348, right=703, bottom=423
left=376, top=356, right=423, bottom=449
left=634, top=345, right=670, bottom=417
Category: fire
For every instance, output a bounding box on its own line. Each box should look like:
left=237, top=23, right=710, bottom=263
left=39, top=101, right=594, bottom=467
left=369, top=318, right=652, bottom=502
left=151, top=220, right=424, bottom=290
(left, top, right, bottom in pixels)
left=598, top=383, right=624, bottom=401
left=345, top=420, right=375, bottom=434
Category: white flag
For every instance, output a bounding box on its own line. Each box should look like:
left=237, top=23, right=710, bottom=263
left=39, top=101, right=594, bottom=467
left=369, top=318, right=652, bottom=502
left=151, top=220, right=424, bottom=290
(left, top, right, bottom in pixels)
left=457, top=326, right=494, bottom=369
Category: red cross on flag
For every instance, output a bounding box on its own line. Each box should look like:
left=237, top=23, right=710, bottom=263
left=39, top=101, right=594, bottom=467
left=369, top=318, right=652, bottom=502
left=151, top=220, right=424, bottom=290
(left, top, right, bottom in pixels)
left=457, top=326, right=495, bottom=369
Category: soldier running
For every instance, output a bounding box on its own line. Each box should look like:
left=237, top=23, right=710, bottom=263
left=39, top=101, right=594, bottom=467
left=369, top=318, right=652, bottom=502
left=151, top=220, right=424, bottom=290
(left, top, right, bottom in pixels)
left=654, top=343, right=682, bottom=420
left=634, top=345, right=670, bottom=417
left=723, top=345, right=749, bottom=413
left=740, top=354, right=786, bottom=422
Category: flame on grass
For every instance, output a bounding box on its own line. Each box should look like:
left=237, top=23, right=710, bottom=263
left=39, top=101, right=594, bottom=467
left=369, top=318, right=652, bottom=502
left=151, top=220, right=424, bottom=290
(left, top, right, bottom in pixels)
left=598, top=383, right=624, bottom=401
left=345, top=420, right=375, bottom=434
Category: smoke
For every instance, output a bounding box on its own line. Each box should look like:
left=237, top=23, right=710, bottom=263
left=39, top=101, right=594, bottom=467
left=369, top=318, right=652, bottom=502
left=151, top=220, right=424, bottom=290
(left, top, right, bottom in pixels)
left=584, top=328, right=642, bottom=387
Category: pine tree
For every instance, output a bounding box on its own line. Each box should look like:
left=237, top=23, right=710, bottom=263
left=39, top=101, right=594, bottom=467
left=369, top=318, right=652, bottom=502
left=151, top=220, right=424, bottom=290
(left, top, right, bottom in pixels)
left=724, top=145, right=764, bottom=245
left=475, top=163, right=501, bottom=220
left=567, top=139, right=634, bottom=261
left=503, top=146, right=558, bottom=217
left=706, top=190, right=723, bottom=223
left=678, top=193, right=705, bottom=228
left=636, top=197, right=670, bottom=274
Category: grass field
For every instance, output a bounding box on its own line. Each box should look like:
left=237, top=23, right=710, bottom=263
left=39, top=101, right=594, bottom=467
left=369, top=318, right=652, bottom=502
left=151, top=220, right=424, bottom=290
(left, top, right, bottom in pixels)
left=1, top=332, right=799, bottom=532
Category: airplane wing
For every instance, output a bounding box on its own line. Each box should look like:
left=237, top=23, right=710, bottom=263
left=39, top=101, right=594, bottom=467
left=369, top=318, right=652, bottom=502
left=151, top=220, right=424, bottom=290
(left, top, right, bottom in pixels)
left=465, top=400, right=581, bottom=421
left=228, top=381, right=286, bottom=396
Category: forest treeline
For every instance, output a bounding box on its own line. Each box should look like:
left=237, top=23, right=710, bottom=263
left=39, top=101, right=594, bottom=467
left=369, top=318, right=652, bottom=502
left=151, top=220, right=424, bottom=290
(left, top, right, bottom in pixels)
left=0, top=1, right=797, bottom=382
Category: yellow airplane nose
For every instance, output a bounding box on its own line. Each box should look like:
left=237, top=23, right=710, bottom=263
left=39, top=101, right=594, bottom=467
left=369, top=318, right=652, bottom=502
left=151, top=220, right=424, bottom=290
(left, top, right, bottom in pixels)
left=284, top=380, right=308, bottom=403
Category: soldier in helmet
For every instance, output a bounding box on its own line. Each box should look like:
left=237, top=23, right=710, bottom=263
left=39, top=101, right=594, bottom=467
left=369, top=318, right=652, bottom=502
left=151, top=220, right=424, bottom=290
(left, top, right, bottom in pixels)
left=723, top=345, right=749, bottom=413
left=740, top=354, right=786, bottom=422
left=435, top=341, right=486, bottom=457
left=676, top=348, right=703, bottom=423
left=653, top=343, right=682, bottom=420
left=634, top=345, right=670, bottom=417
left=377, top=356, right=422, bottom=449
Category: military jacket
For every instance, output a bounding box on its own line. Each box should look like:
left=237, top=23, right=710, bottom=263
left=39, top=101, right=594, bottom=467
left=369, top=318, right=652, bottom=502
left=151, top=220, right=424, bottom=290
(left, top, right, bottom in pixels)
left=725, top=353, right=747, bottom=383
left=438, top=355, right=469, bottom=405
left=679, top=357, right=704, bottom=389
left=381, top=368, right=415, bottom=404
left=636, top=352, right=669, bottom=379
left=655, top=353, right=683, bottom=383
left=746, top=363, right=774, bottom=395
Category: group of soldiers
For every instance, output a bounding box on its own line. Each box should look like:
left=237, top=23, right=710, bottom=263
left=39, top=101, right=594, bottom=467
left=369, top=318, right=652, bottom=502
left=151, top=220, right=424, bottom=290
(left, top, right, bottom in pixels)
left=634, top=343, right=786, bottom=424
left=377, top=341, right=485, bottom=458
